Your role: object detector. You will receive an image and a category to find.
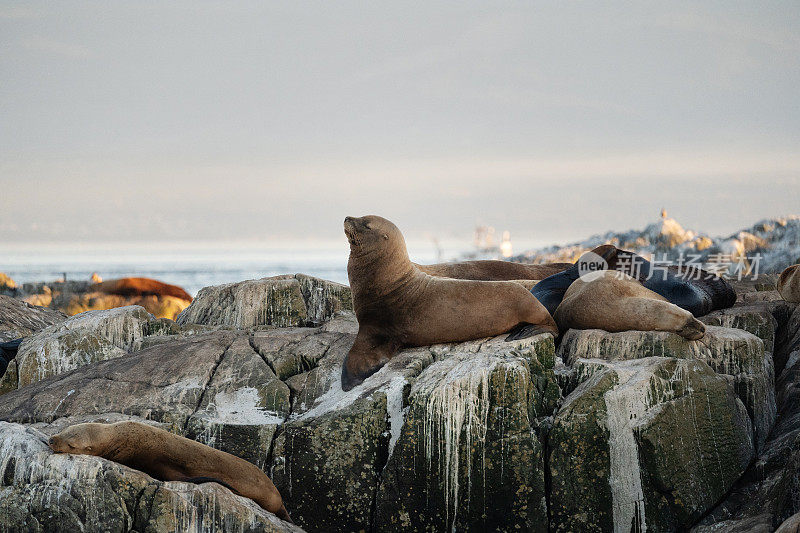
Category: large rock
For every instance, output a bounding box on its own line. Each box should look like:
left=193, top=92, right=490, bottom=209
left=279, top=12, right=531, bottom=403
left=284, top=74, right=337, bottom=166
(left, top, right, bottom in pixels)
left=13, top=306, right=173, bottom=389
left=373, top=343, right=558, bottom=532
left=549, top=357, right=753, bottom=532
left=271, top=322, right=555, bottom=533
left=558, top=326, right=775, bottom=452
left=176, top=274, right=352, bottom=329
left=184, top=336, right=291, bottom=470
left=0, top=331, right=238, bottom=431
left=0, top=295, right=66, bottom=341
left=0, top=422, right=300, bottom=532
left=0, top=296, right=68, bottom=395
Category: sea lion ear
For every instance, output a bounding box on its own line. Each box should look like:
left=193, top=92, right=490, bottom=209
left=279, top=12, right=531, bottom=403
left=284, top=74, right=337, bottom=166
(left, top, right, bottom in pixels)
left=382, top=234, right=389, bottom=240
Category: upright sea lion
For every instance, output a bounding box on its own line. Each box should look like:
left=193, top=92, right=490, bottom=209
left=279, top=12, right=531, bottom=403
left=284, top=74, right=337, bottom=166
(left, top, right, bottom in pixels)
left=553, top=270, right=706, bottom=340
left=92, top=277, right=192, bottom=302
left=48, top=421, right=291, bottom=522
left=416, top=260, right=570, bottom=281
left=778, top=264, right=800, bottom=303
left=342, top=215, right=558, bottom=390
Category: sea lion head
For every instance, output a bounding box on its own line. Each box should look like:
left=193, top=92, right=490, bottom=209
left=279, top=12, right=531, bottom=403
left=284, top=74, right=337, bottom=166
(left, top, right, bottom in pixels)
left=344, top=215, right=406, bottom=257
left=48, top=422, right=111, bottom=456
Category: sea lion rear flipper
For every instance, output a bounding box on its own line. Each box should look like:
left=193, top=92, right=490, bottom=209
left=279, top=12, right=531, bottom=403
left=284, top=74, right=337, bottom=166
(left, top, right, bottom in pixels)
left=505, top=323, right=554, bottom=341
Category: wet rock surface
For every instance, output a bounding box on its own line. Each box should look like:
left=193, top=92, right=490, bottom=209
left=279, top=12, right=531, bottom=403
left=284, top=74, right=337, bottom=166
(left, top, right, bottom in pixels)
left=0, top=274, right=798, bottom=532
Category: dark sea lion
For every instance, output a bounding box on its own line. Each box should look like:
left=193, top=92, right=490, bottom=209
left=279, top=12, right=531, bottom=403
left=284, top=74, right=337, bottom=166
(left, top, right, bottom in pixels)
left=778, top=264, right=800, bottom=303
left=531, top=245, right=618, bottom=316
left=48, top=421, right=291, bottom=522
left=416, top=260, right=570, bottom=281
left=553, top=270, right=706, bottom=340
left=0, top=338, right=23, bottom=379
left=92, top=277, right=193, bottom=302
left=342, top=215, right=558, bottom=391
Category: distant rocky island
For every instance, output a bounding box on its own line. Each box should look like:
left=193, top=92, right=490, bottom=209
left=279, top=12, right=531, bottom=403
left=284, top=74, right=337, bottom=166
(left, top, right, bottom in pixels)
left=513, top=214, right=800, bottom=275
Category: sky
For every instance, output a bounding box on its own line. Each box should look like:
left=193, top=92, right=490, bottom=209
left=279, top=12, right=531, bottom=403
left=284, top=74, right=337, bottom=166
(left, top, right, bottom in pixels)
left=1, top=2, right=799, bottom=246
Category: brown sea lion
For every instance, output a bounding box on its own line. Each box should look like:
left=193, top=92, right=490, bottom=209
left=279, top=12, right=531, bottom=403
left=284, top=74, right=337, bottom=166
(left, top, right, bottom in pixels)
left=48, top=421, right=291, bottom=522
left=553, top=270, right=706, bottom=340
left=416, top=260, right=570, bottom=281
left=92, top=277, right=192, bottom=302
left=342, top=215, right=558, bottom=390
left=778, top=264, right=800, bottom=303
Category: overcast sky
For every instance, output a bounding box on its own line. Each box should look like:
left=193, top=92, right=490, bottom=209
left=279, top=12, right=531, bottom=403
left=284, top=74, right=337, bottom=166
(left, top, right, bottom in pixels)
left=1, top=2, right=798, bottom=245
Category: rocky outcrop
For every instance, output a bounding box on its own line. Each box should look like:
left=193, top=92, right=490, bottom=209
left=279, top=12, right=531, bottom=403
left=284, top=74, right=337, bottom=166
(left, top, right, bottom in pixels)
left=9, top=306, right=181, bottom=391
left=0, top=422, right=300, bottom=533
left=549, top=357, right=753, bottom=532
left=1, top=273, right=798, bottom=532
left=0, top=273, right=16, bottom=292
left=513, top=215, right=800, bottom=274
left=176, top=274, right=352, bottom=329
left=9, top=279, right=193, bottom=320
left=0, top=295, right=66, bottom=342
left=559, top=326, right=775, bottom=452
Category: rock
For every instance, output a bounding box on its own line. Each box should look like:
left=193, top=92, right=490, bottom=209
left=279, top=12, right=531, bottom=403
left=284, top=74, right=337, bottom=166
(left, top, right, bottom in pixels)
left=549, top=357, right=753, bottom=532
left=0, top=295, right=66, bottom=341
left=0, top=331, right=238, bottom=431
left=12, top=279, right=192, bottom=320
left=176, top=274, right=352, bottom=329
left=777, top=512, right=800, bottom=533
left=373, top=344, right=557, bottom=532
left=0, top=272, right=16, bottom=292
left=13, top=306, right=174, bottom=389
left=558, top=326, right=775, bottom=452
left=64, top=292, right=191, bottom=320
left=701, top=304, right=778, bottom=352
left=691, top=514, right=773, bottom=533
left=184, top=336, right=291, bottom=470
left=0, top=422, right=300, bottom=532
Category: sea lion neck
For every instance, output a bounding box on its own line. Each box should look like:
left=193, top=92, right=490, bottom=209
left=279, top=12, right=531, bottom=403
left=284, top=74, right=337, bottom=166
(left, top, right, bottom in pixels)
left=348, top=236, right=417, bottom=300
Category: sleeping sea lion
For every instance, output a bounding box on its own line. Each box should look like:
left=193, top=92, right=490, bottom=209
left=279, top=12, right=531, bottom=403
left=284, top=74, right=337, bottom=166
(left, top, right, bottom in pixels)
left=778, top=264, right=800, bottom=303
left=553, top=270, right=706, bottom=340
left=532, top=245, right=736, bottom=317
left=342, top=215, right=558, bottom=391
left=92, top=277, right=192, bottom=302
left=48, top=421, right=291, bottom=522
left=416, top=260, right=570, bottom=281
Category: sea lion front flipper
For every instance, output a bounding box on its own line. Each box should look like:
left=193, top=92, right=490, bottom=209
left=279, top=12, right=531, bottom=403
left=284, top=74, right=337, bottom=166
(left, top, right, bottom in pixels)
left=505, top=323, right=555, bottom=341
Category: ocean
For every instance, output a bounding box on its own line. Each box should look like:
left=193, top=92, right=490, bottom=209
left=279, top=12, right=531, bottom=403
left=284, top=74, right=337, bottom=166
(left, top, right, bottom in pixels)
left=0, top=239, right=529, bottom=296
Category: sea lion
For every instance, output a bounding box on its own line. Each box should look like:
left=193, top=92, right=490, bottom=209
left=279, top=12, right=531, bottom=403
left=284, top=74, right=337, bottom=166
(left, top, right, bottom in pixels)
left=92, top=277, right=192, bottom=302
left=0, top=338, right=22, bottom=379
left=608, top=249, right=736, bottom=316
left=778, top=264, right=800, bottom=303
left=532, top=245, right=736, bottom=317
left=342, top=215, right=558, bottom=391
left=48, top=421, right=291, bottom=522
left=553, top=270, right=706, bottom=340
left=416, top=260, right=570, bottom=281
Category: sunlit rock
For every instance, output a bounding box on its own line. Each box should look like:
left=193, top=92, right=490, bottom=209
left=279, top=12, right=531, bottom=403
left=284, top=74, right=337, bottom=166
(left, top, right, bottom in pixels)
left=176, top=274, right=352, bottom=329
left=14, top=306, right=172, bottom=389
